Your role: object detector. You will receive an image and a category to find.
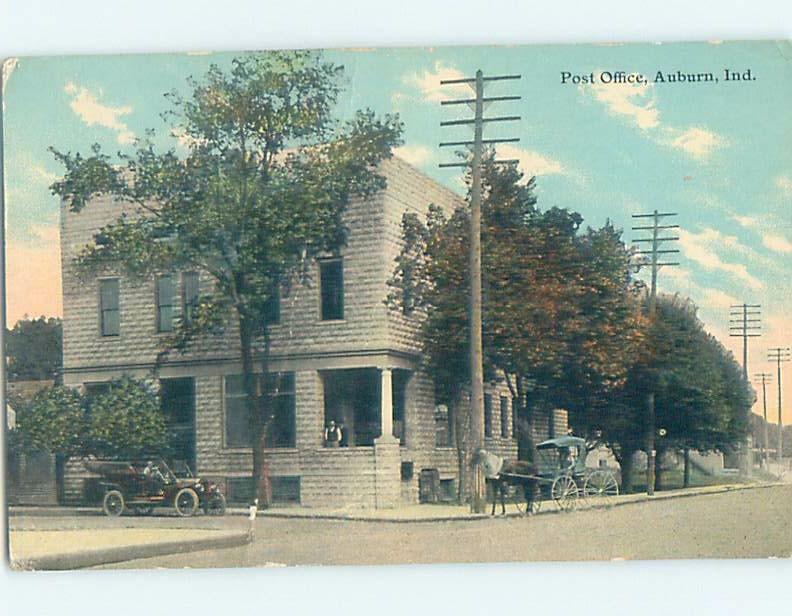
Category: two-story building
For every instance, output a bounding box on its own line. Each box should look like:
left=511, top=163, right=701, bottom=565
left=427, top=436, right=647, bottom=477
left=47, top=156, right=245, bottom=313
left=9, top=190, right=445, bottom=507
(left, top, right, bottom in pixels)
left=61, top=156, right=566, bottom=508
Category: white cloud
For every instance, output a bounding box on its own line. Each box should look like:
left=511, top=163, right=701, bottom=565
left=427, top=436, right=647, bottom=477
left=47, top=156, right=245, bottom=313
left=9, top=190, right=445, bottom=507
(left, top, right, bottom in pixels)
left=732, top=214, right=760, bottom=229
left=394, top=145, right=433, bottom=167
left=64, top=82, right=135, bottom=145
left=498, top=144, right=565, bottom=177
left=403, top=61, right=468, bottom=103
left=588, top=80, right=659, bottom=129
left=731, top=214, right=792, bottom=254
left=698, top=287, right=740, bottom=310
left=775, top=175, right=792, bottom=195
left=678, top=228, right=764, bottom=290
left=763, top=233, right=792, bottom=254
left=664, top=126, right=725, bottom=160
left=583, top=76, right=725, bottom=160
left=2, top=57, right=18, bottom=96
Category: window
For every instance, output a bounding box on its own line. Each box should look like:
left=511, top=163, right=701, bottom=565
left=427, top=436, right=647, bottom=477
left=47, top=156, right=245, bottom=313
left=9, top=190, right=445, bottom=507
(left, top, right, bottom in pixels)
left=320, top=258, right=343, bottom=320
left=224, top=372, right=296, bottom=449
left=181, top=272, right=199, bottom=325
left=500, top=396, right=509, bottom=438
left=264, top=287, right=280, bottom=325
left=224, top=375, right=250, bottom=448
left=160, top=377, right=196, bottom=469
left=99, top=279, right=120, bottom=336
left=156, top=274, right=175, bottom=332
left=435, top=404, right=452, bottom=447
left=513, top=397, right=520, bottom=438
left=262, top=373, right=296, bottom=448
left=484, top=394, right=493, bottom=438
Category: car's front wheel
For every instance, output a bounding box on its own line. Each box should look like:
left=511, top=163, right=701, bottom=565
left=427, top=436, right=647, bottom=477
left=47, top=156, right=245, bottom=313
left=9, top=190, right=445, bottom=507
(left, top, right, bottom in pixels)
left=174, top=488, right=199, bottom=517
left=103, top=490, right=125, bottom=517
left=205, top=492, right=227, bottom=516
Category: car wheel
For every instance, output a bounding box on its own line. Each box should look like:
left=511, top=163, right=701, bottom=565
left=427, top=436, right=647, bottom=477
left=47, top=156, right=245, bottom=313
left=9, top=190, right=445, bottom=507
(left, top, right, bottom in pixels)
left=103, top=490, right=125, bottom=517
left=205, top=492, right=227, bottom=516
left=174, top=488, right=199, bottom=517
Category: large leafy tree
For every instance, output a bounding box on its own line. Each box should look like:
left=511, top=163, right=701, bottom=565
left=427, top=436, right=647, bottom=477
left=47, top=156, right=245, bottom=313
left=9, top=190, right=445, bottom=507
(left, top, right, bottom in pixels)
left=15, top=385, right=85, bottom=457
left=607, top=294, right=751, bottom=491
left=51, top=52, right=402, bottom=505
left=88, top=376, right=168, bottom=459
left=5, top=317, right=62, bottom=382
left=389, top=156, right=642, bottom=490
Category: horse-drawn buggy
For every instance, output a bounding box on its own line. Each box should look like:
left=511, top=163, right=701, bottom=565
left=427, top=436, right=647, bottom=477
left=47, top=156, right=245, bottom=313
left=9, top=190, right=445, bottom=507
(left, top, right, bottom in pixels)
left=83, top=458, right=227, bottom=517
left=479, top=436, right=620, bottom=515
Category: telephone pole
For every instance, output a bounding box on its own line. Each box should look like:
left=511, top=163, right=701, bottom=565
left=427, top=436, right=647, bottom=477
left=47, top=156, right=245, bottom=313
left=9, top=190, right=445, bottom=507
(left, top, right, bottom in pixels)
left=730, top=304, right=761, bottom=474
left=632, top=210, right=679, bottom=496
left=440, top=71, right=521, bottom=513
left=768, top=347, right=791, bottom=465
left=754, top=372, right=773, bottom=467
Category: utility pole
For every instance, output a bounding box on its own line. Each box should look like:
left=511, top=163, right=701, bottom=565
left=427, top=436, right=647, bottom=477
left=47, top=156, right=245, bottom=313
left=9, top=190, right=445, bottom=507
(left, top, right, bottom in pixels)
left=632, top=210, right=679, bottom=496
left=440, top=71, right=521, bottom=513
left=730, top=304, right=761, bottom=474
left=768, top=347, right=791, bottom=465
left=754, top=372, right=773, bottom=468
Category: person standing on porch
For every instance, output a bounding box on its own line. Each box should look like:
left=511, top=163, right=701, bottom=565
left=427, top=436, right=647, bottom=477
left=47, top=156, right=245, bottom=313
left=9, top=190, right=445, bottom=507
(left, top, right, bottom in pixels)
left=324, top=421, right=343, bottom=448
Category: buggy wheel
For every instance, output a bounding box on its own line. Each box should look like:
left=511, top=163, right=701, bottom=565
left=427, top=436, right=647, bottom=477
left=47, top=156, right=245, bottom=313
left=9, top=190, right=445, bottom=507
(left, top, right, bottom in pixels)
left=551, top=475, right=579, bottom=512
left=174, top=488, right=199, bottom=517
left=205, top=492, right=227, bottom=516
left=103, top=490, right=125, bottom=517
left=583, top=470, right=619, bottom=506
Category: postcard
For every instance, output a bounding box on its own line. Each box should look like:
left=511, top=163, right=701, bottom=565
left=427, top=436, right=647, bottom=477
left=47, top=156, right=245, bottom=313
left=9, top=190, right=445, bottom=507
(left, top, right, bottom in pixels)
left=3, top=40, right=791, bottom=571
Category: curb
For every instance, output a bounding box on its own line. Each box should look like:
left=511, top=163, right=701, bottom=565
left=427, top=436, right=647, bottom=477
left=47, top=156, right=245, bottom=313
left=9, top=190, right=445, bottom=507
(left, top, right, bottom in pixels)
left=258, top=481, right=786, bottom=522
left=10, top=531, right=251, bottom=571
left=10, top=482, right=785, bottom=525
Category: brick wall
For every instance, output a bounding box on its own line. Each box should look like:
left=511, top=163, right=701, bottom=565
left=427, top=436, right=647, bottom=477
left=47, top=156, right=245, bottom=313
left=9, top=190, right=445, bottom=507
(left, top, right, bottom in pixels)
left=61, top=157, right=462, bottom=377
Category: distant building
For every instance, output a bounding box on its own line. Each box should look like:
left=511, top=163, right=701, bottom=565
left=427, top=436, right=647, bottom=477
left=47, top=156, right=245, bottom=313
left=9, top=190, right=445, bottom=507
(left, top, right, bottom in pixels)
left=60, top=157, right=564, bottom=508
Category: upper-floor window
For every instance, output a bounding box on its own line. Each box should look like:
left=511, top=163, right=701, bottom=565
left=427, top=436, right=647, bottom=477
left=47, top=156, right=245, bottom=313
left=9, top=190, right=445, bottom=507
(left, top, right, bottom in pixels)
left=320, top=258, right=344, bottom=321
left=181, top=272, right=200, bottom=326
left=156, top=274, right=175, bottom=332
left=99, top=279, right=120, bottom=336
left=500, top=396, right=509, bottom=438
left=264, top=287, right=280, bottom=325
left=484, top=394, right=493, bottom=438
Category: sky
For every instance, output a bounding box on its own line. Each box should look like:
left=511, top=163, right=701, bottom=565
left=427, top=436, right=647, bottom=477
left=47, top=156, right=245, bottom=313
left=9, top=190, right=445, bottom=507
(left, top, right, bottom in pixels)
left=2, top=41, right=791, bottom=421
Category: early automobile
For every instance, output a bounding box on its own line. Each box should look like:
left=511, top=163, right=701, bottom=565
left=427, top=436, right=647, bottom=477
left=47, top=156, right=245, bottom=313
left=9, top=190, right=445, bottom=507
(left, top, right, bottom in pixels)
left=83, top=458, right=227, bottom=517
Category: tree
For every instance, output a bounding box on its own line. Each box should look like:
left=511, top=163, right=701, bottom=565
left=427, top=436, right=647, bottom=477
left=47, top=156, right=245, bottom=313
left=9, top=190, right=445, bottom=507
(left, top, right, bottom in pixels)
left=389, top=155, right=642, bottom=495
left=51, top=51, right=402, bottom=506
left=15, top=385, right=85, bottom=457
left=5, top=317, right=62, bottom=382
left=88, top=376, right=168, bottom=459
left=607, top=294, right=750, bottom=491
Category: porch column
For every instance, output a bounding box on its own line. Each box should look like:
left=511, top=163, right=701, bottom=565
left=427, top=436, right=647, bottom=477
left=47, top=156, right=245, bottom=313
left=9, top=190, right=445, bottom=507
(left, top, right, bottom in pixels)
left=379, top=367, right=394, bottom=439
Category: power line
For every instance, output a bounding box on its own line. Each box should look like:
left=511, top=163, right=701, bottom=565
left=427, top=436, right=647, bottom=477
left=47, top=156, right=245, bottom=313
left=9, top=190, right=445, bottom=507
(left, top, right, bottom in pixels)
left=728, top=303, right=761, bottom=475
left=631, top=210, right=679, bottom=496
left=439, top=70, right=521, bottom=513
left=754, top=372, right=773, bottom=467
left=768, top=347, right=791, bottom=465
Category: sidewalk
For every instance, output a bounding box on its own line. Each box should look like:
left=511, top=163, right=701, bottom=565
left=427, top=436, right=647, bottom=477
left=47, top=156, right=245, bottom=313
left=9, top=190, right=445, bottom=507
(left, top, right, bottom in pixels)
left=255, top=481, right=782, bottom=522
left=10, top=481, right=779, bottom=523
left=9, top=528, right=251, bottom=571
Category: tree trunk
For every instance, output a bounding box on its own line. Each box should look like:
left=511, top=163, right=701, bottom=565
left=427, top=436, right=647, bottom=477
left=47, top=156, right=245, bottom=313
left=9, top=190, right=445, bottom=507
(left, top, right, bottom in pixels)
left=239, top=314, right=270, bottom=508
left=654, top=447, right=663, bottom=492
left=683, top=448, right=691, bottom=488
left=618, top=448, right=635, bottom=494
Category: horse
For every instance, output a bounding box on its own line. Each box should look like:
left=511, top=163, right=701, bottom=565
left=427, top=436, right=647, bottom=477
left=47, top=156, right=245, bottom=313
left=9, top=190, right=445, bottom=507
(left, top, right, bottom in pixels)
left=474, top=449, right=539, bottom=516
